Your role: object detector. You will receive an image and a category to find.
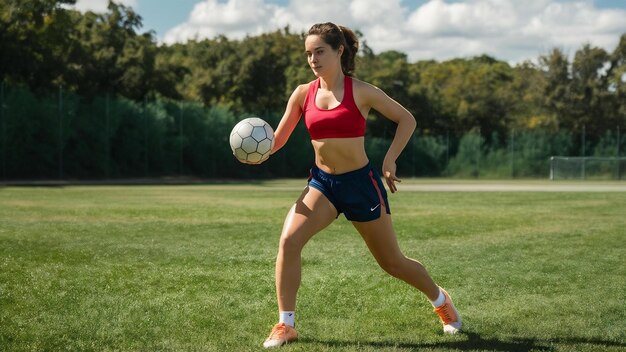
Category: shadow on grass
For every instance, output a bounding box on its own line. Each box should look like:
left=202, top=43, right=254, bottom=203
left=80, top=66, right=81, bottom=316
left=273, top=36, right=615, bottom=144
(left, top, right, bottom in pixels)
left=301, top=331, right=626, bottom=352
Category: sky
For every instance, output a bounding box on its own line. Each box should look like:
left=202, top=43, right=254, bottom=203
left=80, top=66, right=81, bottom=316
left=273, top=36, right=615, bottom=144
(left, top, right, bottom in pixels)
left=70, top=0, right=626, bottom=64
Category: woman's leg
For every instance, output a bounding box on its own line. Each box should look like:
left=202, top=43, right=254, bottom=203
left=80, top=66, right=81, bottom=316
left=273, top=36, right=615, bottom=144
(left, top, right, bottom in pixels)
left=352, top=212, right=462, bottom=334
left=275, top=186, right=337, bottom=311
left=352, top=213, right=440, bottom=301
left=264, top=186, right=338, bottom=348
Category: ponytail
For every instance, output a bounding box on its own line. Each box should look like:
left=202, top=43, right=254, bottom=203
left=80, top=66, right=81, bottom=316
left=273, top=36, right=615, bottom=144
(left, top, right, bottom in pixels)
left=338, top=26, right=358, bottom=76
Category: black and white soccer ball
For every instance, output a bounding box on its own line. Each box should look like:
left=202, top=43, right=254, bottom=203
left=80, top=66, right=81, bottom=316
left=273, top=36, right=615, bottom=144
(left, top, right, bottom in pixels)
left=229, top=117, right=275, bottom=164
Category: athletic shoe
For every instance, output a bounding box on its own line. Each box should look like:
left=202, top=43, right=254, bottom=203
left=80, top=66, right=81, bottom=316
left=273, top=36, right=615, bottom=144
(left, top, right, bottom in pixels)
left=263, top=323, right=298, bottom=348
left=433, top=287, right=462, bottom=334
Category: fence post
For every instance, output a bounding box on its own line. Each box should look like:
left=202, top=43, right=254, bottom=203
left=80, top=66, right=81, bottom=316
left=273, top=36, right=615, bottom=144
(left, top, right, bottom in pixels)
left=105, top=93, right=110, bottom=179
left=476, top=128, right=481, bottom=179
left=618, top=126, right=621, bottom=157
left=446, top=130, right=450, bottom=171
left=58, top=85, right=63, bottom=180
left=1, top=80, right=5, bottom=180
left=179, top=102, right=184, bottom=176
left=411, top=130, right=416, bottom=177
left=143, top=96, right=148, bottom=176
left=618, top=126, right=622, bottom=180
left=581, top=125, right=586, bottom=180
left=511, top=129, right=515, bottom=179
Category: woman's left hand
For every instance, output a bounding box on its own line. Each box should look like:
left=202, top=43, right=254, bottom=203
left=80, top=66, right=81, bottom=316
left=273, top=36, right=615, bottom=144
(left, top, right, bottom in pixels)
left=382, top=160, right=401, bottom=193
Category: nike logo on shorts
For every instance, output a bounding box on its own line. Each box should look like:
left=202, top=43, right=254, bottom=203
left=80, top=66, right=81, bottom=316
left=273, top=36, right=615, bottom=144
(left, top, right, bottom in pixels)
left=370, top=204, right=380, bottom=211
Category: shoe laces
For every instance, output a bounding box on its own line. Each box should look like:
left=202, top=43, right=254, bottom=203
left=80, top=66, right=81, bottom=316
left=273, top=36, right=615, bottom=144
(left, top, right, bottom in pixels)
left=434, top=303, right=456, bottom=324
left=269, top=323, right=288, bottom=339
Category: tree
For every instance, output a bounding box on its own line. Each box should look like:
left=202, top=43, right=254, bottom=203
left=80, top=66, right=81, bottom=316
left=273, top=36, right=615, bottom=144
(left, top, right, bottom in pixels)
left=66, top=1, right=157, bottom=99
left=509, top=61, right=553, bottom=130
left=0, top=0, right=76, bottom=89
left=570, top=44, right=611, bottom=134
left=609, top=34, right=626, bottom=125
left=412, top=55, right=516, bottom=139
left=539, top=48, right=571, bottom=130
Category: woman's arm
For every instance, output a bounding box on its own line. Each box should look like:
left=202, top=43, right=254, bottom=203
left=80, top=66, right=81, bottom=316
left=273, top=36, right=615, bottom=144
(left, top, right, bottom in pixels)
left=271, top=84, right=308, bottom=154
left=360, top=82, right=417, bottom=193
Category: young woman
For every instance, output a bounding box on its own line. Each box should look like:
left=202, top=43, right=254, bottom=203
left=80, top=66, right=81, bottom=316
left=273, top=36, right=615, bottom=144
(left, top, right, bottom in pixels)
left=263, top=22, right=461, bottom=348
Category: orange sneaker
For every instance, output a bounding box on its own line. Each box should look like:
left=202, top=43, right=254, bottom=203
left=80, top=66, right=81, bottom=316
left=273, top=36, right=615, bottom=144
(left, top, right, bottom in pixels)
left=263, top=323, right=298, bottom=348
left=433, top=288, right=462, bottom=334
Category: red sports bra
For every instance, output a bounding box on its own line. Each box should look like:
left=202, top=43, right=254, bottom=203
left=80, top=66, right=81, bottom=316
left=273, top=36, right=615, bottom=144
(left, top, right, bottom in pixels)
left=303, top=76, right=366, bottom=140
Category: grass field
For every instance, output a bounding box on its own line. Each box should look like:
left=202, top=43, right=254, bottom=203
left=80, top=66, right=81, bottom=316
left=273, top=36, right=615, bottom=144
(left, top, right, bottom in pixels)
left=1, top=180, right=625, bottom=351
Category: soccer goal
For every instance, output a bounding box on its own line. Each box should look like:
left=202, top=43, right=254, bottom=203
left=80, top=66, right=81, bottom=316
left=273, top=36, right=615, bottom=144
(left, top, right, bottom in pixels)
left=549, top=156, right=626, bottom=180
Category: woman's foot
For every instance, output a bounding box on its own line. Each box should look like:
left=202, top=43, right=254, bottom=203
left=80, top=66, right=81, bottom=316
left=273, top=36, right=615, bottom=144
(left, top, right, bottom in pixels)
left=263, top=323, right=298, bottom=348
left=433, top=287, right=462, bottom=334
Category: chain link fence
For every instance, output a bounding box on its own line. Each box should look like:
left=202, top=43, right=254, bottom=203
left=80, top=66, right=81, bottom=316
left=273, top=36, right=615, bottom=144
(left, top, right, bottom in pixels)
left=1, top=83, right=624, bottom=180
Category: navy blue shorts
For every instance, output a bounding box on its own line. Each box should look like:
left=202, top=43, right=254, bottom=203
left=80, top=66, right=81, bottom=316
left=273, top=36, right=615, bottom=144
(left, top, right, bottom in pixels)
left=308, top=163, right=391, bottom=222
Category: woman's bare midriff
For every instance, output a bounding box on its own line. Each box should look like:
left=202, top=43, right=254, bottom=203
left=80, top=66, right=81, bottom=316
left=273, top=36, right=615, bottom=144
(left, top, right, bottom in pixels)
left=311, top=137, right=369, bottom=174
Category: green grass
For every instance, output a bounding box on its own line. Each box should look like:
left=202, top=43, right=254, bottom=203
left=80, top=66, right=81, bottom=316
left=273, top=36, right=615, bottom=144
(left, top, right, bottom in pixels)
left=1, top=182, right=625, bottom=351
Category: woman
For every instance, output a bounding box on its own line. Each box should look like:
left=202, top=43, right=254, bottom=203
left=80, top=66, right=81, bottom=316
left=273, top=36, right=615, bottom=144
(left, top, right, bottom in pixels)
left=263, top=22, right=461, bottom=348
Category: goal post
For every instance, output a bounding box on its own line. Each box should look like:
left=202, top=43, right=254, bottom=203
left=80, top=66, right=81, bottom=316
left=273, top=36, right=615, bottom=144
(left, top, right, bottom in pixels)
left=550, top=156, right=626, bottom=180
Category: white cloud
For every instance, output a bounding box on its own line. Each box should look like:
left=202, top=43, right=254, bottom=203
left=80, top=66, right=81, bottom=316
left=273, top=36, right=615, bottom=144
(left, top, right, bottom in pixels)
left=163, top=0, right=626, bottom=64
left=271, top=0, right=349, bottom=29
left=72, top=0, right=138, bottom=13
left=520, top=1, right=626, bottom=50
left=165, top=0, right=277, bottom=41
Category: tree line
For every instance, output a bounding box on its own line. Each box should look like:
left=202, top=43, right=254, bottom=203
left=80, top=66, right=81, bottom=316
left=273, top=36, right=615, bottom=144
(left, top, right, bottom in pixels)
left=1, top=0, right=625, bottom=179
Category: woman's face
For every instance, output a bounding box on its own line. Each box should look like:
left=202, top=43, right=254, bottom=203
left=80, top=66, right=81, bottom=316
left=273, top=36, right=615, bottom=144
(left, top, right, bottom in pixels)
left=304, top=34, right=342, bottom=77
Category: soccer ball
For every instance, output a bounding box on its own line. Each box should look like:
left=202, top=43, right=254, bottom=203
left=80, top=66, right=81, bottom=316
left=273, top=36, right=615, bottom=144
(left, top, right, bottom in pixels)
left=229, top=117, right=275, bottom=164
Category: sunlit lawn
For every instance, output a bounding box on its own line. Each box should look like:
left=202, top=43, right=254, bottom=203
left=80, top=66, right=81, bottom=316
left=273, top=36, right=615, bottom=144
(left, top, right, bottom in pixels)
left=0, top=182, right=624, bottom=351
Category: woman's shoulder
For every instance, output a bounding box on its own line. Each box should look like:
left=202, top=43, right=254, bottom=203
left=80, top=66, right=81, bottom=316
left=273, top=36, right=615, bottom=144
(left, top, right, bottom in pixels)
left=288, top=81, right=314, bottom=107
left=351, top=77, right=381, bottom=91
left=293, top=82, right=312, bottom=98
left=294, top=78, right=318, bottom=92
left=350, top=77, right=384, bottom=99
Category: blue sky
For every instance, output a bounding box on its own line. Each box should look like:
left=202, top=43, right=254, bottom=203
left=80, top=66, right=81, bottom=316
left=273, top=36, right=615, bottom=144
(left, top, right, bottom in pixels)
left=72, top=0, right=626, bottom=63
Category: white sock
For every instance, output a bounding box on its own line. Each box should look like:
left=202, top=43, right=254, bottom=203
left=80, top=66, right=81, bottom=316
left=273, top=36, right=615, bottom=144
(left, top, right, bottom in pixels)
left=279, top=311, right=295, bottom=327
left=430, top=288, right=446, bottom=308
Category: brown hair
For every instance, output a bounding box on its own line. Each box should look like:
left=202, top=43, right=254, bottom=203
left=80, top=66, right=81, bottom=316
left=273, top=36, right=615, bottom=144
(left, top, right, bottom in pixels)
left=307, top=22, right=359, bottom=76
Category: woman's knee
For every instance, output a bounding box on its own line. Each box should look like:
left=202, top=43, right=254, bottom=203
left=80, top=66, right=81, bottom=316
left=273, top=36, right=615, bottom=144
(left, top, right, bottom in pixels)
left=378, top=255, right=410, bottom=279
left=278, top=232, right=305, bottom=256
